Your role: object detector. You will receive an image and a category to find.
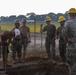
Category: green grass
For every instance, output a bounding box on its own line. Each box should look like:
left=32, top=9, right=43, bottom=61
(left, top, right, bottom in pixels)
left=0, top=22, right=60, bottom=32
left=0, top=24, right=13, bottom=30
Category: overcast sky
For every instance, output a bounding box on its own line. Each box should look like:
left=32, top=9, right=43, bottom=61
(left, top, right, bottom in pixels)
left=0, top=0, right=76, bottom=16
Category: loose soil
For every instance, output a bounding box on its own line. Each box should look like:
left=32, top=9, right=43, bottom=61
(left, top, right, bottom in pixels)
left=0, top=51, right=69, bottom=75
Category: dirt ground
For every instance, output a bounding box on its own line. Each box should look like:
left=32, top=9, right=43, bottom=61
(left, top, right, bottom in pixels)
left=0, top=51, right=69, bottom=75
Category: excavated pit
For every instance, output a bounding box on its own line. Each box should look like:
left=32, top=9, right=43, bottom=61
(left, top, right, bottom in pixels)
left=0, top=51, right=69, bottom=75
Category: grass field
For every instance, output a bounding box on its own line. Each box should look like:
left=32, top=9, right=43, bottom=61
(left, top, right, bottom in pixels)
left=0, top=22, right=59, bottom=32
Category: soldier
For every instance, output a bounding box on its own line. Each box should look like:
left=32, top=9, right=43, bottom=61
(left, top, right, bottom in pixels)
left=0, top=31, right=2, bottom=60
left=0, top=47, right=1, bottom=59
left=57, top=16, right=66, bottom=64
left=41, top=16, right=56, bottom=63
left=62, top=8, right=76, bottom=75
left=20, top=18, right=31, bottom=60
left=0, top=30, right=12, bottom=67
left=11, top=20, right=22, bottom=63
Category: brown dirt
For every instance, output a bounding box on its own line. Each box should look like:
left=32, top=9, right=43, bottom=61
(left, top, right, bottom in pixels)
left=0, top=51, right=69, bottom=75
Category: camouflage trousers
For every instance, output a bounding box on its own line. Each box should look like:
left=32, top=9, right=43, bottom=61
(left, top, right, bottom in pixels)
left=22, top=37, right=28, bottom=59
left=0, top=45, right=2, bottom=59
left=45, top=38, right=55, bottom=59
left=12, top=39, right=22, bottom=60
left=66, top=47, right=76, bottom=75
left=2, top=42, right=9, bottom=67
left=59, top=39, right=66, bottom=62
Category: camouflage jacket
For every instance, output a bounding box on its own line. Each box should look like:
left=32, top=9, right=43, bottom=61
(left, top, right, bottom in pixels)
left=62, top=18, right=76, bottom=47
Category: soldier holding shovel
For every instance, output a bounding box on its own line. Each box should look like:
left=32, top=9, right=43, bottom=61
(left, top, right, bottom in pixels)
left=40, top=16, right=56, bottom=63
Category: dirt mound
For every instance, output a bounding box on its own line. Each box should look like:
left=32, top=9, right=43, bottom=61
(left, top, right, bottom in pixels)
left=6, top=57, right=68, bottom=75
left=0, top=51, right=69, bottom=75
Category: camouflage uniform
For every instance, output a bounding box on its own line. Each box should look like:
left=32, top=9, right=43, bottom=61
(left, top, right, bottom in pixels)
left=0, top=45, right=1, bottom=59
left=42, top=24, right=56, bottom=60
left=20, top=26, right=30, bottom=59
left=0, top=31, right=2, bottom=59
left=12, top=28, right=22, bottom=62
left=57, top=26, right=66, bottom=62
left=62, top=18, right=76, bottom=75
left=0, top=31, right=12, bottom=67
left=2, top=41, right=9, bottom=67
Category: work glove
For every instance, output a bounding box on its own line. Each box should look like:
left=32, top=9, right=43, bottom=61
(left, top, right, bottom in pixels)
left=27, top=39, right=31, bottom=43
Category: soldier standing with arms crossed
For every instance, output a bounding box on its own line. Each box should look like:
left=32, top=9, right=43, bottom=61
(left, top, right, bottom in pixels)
left=41, top=16, right=56, bottom=63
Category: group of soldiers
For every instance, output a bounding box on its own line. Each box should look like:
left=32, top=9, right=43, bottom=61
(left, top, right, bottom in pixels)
left=0, top=18, right=30, bottom=67
left=41, top=15, right=66, bottom=64
left=0, top=7, right=76, bottom=75
left=41, top=8, right=76, bottom=75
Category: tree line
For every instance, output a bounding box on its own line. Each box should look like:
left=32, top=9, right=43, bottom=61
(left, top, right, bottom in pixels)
left=0, top=12, right=68, bottom=23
